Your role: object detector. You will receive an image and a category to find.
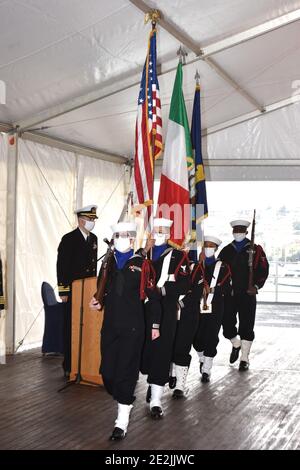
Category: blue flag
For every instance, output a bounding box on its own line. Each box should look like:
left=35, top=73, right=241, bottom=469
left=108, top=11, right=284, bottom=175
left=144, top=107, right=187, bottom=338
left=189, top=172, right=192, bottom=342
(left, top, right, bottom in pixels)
left=189, top=83, right=208, bottom=262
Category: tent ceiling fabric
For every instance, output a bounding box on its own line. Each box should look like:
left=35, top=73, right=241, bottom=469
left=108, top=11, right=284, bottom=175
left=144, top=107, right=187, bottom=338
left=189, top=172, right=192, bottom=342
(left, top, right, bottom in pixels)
left=212, top=21, right=300, bottom=107
left=146, top=0, right=300, bottom=47
left=39, top=61, right=253, bottom=156
left=0, top=0, right=300, bottom=159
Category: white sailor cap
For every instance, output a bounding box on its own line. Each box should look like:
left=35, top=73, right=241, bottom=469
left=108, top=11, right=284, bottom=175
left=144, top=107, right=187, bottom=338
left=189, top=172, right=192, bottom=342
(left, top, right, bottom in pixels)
left=204, top=235, right=222, bottom=246
left=111, top=221, right=137, bottom=235
left=230, top=219, right=250, bottom=228
left=153, top=217, right=173, bottom=228
left=75, top=205, right=98, bottom=219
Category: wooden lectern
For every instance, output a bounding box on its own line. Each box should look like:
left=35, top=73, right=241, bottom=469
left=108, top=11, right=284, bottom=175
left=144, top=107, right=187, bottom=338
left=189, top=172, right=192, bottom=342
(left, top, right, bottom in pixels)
left=70, top=276, right=103, bottom=386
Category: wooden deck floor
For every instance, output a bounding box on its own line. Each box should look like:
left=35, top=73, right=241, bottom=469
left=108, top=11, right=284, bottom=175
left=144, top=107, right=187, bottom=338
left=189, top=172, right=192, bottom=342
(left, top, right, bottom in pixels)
left=0, top=303, right=299, bottom=450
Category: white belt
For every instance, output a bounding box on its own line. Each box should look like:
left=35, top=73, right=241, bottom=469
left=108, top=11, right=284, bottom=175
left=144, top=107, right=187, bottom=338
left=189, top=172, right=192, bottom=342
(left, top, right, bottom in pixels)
left=177, top=294, right=185, bottom=321
left=205, top=261, right=222, bottom=306
left=145, top=251, right=174, bottom=304
left=157, top=251, right=173, bottom=288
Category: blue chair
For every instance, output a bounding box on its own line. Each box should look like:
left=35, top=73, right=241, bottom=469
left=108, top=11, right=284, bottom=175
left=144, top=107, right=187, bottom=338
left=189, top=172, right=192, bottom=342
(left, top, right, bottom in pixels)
left=41, top=282, right=64, bottom=355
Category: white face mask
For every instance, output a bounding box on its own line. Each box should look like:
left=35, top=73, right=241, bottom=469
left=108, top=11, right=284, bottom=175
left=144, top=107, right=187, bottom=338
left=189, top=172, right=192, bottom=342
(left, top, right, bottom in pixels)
left=154, top=233, right=168, bottom=246
left=233, top=233, right=246, bottom=242
left=84, top=220, right=95, bottom=232
left=204, top=247, right=215, bottom=258
left=114, top=237, right=132, bottom=253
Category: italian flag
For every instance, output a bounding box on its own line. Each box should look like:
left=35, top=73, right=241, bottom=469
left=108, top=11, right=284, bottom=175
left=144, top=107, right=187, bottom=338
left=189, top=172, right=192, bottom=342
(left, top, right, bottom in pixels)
left=157, top=63, right=192, bottom=248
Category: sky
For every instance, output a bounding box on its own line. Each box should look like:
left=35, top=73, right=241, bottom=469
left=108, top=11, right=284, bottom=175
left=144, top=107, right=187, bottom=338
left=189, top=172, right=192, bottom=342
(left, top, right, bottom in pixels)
left=154, top=180, right=300, bottom=260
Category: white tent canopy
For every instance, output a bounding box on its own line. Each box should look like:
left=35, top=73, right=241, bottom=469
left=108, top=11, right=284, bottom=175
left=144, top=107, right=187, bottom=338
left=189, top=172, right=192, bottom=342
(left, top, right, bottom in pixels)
left=1, top=0, right=300, bottom=353
left=1, top=0, right=300, bottom=163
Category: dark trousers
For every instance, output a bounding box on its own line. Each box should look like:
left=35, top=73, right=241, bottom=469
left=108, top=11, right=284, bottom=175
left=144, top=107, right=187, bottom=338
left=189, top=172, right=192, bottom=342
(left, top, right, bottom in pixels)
left=193, top=300, right=224, bottom=357
left=172, top=307, right=199, bottom=367
left=100, top=326, right=144, bottom=405
left=141, top=301, right=178, bottom=386
left=62, top=296, right=72, bottom=372
left=222, top=293, right=256, bottom=341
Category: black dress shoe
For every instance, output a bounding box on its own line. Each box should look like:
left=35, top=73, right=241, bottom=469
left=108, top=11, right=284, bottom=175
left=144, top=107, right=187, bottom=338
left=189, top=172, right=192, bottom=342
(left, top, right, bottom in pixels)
left=172, top=389, right=184, bottom=399
left=146, top=385, right=151, bottom=403
left=168, top=376, right=177, bottom=389
left=230, top=346, right=241, bottom=364
left=239, top=361, right=249, bottom=371
left=150, top=406, right=163, bottom=419
left=63, top=371, right=70, bottom=380
left=109, top=427, right=126, bottom=441
left=200, top=362, right=203, bottom=374
left=201, top=373, right=210, bottom=383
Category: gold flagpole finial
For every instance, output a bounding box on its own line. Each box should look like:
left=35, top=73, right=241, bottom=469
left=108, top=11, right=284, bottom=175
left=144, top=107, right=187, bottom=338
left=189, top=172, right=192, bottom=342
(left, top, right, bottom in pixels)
left=144, top=9, right=161, bottom=26
left=177, top=46, right=188, bottom=65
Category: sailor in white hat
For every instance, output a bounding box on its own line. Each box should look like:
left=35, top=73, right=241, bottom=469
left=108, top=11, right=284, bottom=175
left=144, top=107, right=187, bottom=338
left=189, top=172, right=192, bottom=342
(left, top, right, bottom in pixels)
left=219, top=218, right=269, bottom=371
left=141, top=217, right=190, bottom=418
left=230, top=219, right=250, bottom=230
left=172, top=235, right=231, bottom=388
left=57, top=204, right=98, bottom=377
left=89, top=220, right=160, bottom=442
left=110, top=221, right=137, bottom=260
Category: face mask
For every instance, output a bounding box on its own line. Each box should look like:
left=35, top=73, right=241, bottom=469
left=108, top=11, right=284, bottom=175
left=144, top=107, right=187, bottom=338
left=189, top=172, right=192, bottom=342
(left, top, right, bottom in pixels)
left=204, top=248, right=215, bottom=258
left=233, top=233, right=246, bottom=242
left=114, top=237, right=132, bottom=253
left=154, top=233, right=167, bottom=246
left=84, top=220, right=95, bottom=232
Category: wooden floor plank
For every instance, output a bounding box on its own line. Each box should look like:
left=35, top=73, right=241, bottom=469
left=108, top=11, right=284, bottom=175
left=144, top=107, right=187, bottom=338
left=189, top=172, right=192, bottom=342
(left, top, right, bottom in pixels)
left=0, top=303, right=299, bottom=450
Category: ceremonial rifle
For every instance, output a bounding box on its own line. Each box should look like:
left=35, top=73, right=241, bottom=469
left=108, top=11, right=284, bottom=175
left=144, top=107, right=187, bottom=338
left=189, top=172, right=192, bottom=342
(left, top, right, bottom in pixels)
left=94, top=192, right=133, bottom=306
left=247, top=210, right=257, bottom=296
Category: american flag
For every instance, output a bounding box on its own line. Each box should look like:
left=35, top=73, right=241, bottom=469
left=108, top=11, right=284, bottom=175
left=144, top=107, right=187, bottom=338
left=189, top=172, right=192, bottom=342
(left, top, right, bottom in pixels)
left=133, top=27, right=162, bottom=221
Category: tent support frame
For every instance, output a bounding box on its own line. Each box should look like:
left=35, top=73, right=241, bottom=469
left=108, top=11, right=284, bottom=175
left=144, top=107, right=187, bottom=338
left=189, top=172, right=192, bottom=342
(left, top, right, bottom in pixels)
left=15, top=5, right=300, bottom=132
left=5, top=133, right=18, bottom=354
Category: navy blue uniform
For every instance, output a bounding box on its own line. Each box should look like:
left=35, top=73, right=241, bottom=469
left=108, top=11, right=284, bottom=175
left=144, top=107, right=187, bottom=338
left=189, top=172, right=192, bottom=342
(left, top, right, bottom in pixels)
left=141, top=248, right=190, bottom=386
left=192, top=259, right=231, bottom=358
left=56, top=228, right=98, bottom=372
left=219, top=240, right=269, bottom=341
left=171, top=258, right=231, bottom=364
left=100, top=253, right=160, bottom=405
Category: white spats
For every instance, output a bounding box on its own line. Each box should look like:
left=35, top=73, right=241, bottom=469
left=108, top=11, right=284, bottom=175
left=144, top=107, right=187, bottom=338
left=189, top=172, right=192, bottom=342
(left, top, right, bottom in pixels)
left=150, top=384, right=164, bottom=409
left=175, top=365, right=189, bottom=392
left=231, top=336, right=241, bottom=348
left=202, top=356, right=214, bottom=376
left=169, top=362, right=176, bottom=377
left=115, top=403, right=133, bottom=433
left=197, top=350, right=204, bottom=363
left=241, top=340, right=253, bottom=363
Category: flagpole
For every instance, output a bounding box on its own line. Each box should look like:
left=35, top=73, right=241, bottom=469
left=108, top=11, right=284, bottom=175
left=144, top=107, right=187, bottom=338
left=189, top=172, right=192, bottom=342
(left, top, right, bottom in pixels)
left=145, top=10, right=161, bottom=257
left=194, top=70, right=205, bottom=257
left=150, top=15, right=157, bottom=244
left=177, top=46, right=193, bottom=252
left=177, top=45, right=185, bottom=248
left=148, top=18, right=156, bottom=259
